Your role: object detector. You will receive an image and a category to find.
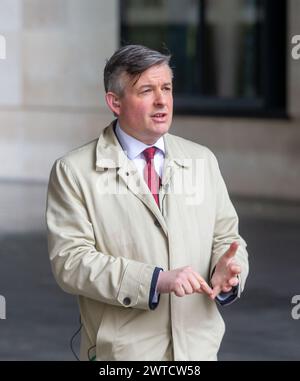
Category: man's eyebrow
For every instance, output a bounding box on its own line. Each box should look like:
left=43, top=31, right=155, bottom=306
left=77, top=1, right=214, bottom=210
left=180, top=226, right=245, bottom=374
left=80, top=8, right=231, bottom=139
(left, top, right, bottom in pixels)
left=137, top=82, right=173, bottom=89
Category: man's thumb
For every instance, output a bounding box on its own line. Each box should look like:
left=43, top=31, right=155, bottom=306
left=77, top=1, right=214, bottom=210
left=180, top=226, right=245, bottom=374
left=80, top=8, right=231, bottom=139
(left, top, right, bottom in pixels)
left=225, top=241, right=239, bottom=258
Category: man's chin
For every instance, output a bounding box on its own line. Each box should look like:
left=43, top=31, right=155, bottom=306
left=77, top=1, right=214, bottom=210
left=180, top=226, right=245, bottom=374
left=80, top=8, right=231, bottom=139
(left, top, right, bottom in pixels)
left=151, top=121, right=171, bottom=134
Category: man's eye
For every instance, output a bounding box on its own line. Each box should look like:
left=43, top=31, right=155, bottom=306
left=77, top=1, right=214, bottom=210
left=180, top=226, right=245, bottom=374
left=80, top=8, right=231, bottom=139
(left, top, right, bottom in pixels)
left=164, top=87, right=172, bottom=92
left=142, top=89, right=151, bottom=93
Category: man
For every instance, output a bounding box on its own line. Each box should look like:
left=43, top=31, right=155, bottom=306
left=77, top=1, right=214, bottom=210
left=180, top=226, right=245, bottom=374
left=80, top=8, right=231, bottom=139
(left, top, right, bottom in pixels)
left=46, top=45, right=249, bottom=361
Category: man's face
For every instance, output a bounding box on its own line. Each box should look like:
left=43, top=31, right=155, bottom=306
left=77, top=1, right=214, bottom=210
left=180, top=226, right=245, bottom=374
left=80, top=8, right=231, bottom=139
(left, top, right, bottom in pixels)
left=116, top=64, right=173, bottom=145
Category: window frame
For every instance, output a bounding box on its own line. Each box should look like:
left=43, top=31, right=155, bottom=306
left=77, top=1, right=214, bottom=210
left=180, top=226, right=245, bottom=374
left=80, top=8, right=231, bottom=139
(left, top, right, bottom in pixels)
left=120, top=0, right=287, bottom=118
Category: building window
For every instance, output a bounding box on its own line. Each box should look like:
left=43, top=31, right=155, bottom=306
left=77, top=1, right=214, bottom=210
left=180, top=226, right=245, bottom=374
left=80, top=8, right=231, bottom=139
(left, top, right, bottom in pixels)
left=121, top=0, right=286, bottom=117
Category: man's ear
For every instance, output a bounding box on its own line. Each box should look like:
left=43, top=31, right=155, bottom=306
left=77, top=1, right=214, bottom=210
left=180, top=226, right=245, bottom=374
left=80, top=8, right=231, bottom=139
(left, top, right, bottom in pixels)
left=105, top=92, right=121, bottom=116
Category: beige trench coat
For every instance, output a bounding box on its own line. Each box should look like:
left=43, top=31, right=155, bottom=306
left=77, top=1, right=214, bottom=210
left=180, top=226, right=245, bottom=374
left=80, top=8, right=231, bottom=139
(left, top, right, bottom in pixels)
left=46, top=122, right=248, bottom=361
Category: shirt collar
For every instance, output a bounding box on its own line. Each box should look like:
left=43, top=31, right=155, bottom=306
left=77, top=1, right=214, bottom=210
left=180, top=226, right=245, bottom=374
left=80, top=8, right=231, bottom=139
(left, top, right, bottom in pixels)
left=115, top=121, right=165, bottom=160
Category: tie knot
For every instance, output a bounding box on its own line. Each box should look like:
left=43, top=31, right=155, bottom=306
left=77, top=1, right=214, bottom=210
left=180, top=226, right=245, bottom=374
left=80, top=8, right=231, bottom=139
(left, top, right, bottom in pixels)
left=143, top=147, right=157, bottom=162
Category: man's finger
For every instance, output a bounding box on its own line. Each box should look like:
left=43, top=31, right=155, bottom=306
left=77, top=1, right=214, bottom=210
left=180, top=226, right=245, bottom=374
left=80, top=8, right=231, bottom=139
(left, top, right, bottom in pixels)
left=210, top=285, right=221, bottom=299
left=181, top=280, right=193, bottom=295
left=193, top=277, right=210, bottom=295
left=192, top=272, right=213, bottom=295
left=229, top=264, right=241, bottom=274
left=174, top=284, right=185, bottom=297
left=200, top=281, right=213, bottom=296
left=224, top=241, right=239, bottom=259
left=229, top=277, right=239, bottom=287
left=222, top=285, right=232, bottom=293
left=188, top=274, right=203, bottom=293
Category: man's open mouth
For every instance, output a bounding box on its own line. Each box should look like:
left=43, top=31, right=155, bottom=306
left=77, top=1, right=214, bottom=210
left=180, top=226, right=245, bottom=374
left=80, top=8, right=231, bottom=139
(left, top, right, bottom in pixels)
left=151, top=113, right=167, bottom=121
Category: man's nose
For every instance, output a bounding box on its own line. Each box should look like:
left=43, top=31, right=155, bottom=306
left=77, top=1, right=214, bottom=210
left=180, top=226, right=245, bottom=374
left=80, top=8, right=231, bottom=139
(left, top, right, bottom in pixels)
left=153, top=90, right=166, bottom=106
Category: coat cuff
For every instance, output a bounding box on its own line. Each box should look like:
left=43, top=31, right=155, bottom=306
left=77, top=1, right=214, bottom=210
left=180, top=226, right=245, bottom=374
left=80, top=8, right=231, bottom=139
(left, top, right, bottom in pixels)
left=117, top=260, right=156, bottom=310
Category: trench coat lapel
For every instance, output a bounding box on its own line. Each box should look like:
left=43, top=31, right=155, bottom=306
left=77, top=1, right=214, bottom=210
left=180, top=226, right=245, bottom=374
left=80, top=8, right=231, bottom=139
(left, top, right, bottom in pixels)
left=160, top=133, right=191, bottom=203
left=95, top=123, right=168, bottom=235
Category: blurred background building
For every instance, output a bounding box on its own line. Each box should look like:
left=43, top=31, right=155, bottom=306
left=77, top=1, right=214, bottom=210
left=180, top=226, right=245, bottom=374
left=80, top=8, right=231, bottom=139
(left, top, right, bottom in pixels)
left=0, top=0, right=300, bottom=360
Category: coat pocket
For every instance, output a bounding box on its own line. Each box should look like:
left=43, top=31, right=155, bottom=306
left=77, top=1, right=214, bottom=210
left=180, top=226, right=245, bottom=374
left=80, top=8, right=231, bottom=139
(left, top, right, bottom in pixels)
left=95, top=305, right=119, bottom=360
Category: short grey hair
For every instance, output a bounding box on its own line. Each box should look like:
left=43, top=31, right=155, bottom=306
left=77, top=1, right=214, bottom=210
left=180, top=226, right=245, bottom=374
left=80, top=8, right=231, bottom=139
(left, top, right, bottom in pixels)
left=104, top=44, right=172, bottom=96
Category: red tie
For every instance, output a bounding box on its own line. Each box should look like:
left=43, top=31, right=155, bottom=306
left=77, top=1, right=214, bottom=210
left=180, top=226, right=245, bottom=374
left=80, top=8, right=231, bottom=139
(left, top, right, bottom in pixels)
left=143, top=147, right=161, bottom=207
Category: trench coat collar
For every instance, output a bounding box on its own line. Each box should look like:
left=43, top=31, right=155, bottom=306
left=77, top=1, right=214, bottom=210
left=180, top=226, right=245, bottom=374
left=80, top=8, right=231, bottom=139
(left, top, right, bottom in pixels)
left=95, top=121, right=191, bottom=171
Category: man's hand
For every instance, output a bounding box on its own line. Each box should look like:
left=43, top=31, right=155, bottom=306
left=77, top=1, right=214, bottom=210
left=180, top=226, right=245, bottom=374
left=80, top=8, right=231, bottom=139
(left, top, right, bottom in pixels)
left=157, top=266, right=213, bottom=297
left=210, top=242, right=241, bottom=299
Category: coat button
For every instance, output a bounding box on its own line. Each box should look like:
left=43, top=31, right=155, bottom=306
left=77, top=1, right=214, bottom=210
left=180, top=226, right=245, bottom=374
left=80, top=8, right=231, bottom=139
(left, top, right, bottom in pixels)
left=154, top=220, right=160, bottom=227
left=123, top=297, right=131, bottom=306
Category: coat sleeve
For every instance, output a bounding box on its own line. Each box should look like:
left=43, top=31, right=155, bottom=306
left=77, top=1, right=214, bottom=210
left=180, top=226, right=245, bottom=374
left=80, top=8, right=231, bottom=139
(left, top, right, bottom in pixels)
left=46, top=159, right=156, bottom=310
left=209, top=153, right=249, bottom=298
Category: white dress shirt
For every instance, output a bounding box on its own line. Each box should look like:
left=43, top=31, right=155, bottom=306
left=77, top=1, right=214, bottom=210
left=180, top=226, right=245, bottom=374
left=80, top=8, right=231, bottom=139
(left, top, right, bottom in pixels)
left=114, top=121, right=165, bottom=179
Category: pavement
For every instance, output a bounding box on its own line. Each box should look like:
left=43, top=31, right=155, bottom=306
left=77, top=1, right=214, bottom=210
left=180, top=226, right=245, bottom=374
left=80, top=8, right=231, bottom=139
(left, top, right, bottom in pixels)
left=0, top=181, right=300, bottom=360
